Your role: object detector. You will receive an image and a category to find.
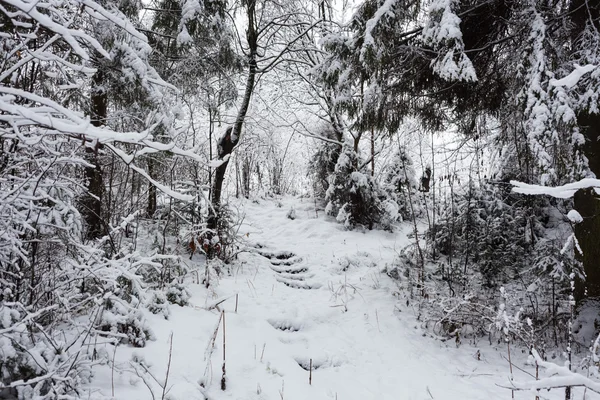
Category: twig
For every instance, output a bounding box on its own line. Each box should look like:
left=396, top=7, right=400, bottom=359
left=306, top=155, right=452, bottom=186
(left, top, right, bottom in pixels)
left=500, top=354, right=536, bottom=379
left=426, top=386, right=434, bottom=399
left=500, top=348, right=600, bottom=395
left=309, top=358, right=312, bottom=385
left=112, top=344, right=118, bottom=397
left=196, top=293, right=237, bottom=311
left=161, top=333, right=174, bottom=400
left=221, top=311, right=226, bottom=391
left=202, top=313, right=223, bottom=387
left=507, top=341, right=514, bottom=399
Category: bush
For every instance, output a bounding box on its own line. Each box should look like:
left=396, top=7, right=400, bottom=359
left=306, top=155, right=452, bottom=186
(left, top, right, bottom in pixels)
left=146, top=290, right=170, bottom=319
left=431, top=181, right=534, bottom=286
left=98, top=297, right=155, bottom=347
left=287, top=206, right=296, bottom=220
left=382, top=146, right=419, bottom=221
left=325, top=144, right=396, bottom=230
left=0, top=304, right=93, bottom=398
left=166, top=282, right=192, bottom=307
left=307, top=127, right=342, bottom=199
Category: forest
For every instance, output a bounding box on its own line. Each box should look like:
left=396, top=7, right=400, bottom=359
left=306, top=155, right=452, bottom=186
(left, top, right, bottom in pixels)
left=1, top=0, right=600, bottom=398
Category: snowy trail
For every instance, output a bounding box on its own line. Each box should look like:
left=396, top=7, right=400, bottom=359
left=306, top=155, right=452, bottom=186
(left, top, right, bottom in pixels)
left=94, top=197, right=592, bottom=400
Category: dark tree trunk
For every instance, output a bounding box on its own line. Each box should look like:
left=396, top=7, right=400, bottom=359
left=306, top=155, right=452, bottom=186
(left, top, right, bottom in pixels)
left=207, top=1, right=258, bottom=232
left=573, top=188, right=600, bottom=302
left=573, top=110, right=600, bottom=303
left=242, top=157, right=251, bottom=198
left=569, top=0, right=600, bottom=303
left=146, top=156, right=157, bottom=218
left=82, top=70, right=106, bottom=240
left=208, top=127, right=238, bottom=231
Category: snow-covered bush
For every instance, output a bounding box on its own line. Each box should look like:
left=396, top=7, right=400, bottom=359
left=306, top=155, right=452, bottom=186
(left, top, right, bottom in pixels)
left=166, top=282, right=192, bottom=307
left=431, top=181, right=535, bottom=287
left=287, top=206, right=297, bottom=220
left=336, top=252, right=377, bottom=273
left=206, top=204, right=240, bottom=261
left=325, top=144, right=395, bottom=230
left=308, top=129, right=342, bottom=200
left=146, top=290, right=171, bottom=319
left=0, top=304, right=94, bottom=398
left=382, top=146, right=420, bottom=221
left=98, top=296, right=155, bottom=347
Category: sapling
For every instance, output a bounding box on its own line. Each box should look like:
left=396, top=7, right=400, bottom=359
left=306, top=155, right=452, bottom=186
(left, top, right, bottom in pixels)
left=496, top=286, right=525, bottom=400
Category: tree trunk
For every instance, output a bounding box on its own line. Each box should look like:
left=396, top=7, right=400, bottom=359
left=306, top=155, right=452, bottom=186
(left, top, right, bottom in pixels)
left=572, top=112, right=600, bottom=304
left=573, top=188, right=600, bottom=302
left=82, top=70, right=106, bottom=240
left=207, top=1, right=258, bottom=232
left=569, top=0, right=600, bottom=303
left=370, top=127, right=375, bottom=176
left=146, top=156, right=157, bottom=218
left=242, top=157, right=251, bottom=198
left=208, top=126, right=237, bottom=230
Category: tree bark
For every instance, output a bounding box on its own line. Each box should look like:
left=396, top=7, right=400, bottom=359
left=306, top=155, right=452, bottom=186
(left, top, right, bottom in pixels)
left=569, top=0, right=600, bottom=303
left=242, top=157, right=251, bottom=198
left=146, top=156, right=157, bottom=218
left=82, top=69, right=106, bottom=240
left=573, top=188, right=600, bottom=302
left=207, top=1, right=258, bottom=232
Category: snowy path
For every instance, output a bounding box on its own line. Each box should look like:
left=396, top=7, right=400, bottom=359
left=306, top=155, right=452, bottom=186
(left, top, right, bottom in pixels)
left=93, top=197, right=592, bottom=400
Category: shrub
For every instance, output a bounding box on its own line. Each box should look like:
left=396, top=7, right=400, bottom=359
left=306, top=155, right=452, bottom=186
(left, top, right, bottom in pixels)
left=325, top=144, right=395, bottom=230
left=166, top=282, right=192, bottom=307
left=98, top=296, right=155, bottom=347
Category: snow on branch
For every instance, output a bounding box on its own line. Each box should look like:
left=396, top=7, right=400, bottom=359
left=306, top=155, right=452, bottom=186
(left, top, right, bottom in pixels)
left=360, top=0, right=397, bottom=62
left=1, top=0, right=107, bottom=60
left=2, top=0, right=151, bottom=62
left=511, top=178, right=600, bottom=199
left=422, top=0, right=477, bottom=82
left=503, top=348, right=600, bottom=395
left=550, top=64, right=598, bottom=89
left=106, top=145, right=194, bottom=201
left=0, top=86, right=210, bottom=161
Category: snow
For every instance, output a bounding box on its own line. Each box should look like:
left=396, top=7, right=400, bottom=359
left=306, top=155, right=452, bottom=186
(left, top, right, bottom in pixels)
left=86, top=197, right=598, bottom=400
left=550, top=64, right=597, bottom=89
left=511, top=178, right=600, bottom=198
left=360, top=0, right=397, bottom=62
left=567, top=209, right=584, bottom=224
left=422, top=0, right=477, bottom=82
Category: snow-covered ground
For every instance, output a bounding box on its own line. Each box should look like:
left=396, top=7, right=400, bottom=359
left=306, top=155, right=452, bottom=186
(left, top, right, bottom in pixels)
left=88, top=197, right=597, bottom=400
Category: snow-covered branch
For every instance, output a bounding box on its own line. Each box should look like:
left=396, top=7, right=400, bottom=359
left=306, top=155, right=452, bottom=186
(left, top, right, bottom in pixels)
left=511, top=178, right=600, bottom=198
left=504, top=348, right=600, bottom=394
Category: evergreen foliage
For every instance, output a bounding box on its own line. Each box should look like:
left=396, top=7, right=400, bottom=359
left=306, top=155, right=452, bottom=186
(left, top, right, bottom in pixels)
left=325, top=144, right=397, bottom=230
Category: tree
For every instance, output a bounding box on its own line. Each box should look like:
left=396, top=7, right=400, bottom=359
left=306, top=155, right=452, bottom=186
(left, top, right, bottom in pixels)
left=207, top=0, right=325, bottom=232
left=0, top=0, right=213, bottom=393
left=321, top=0, right=600, bottom=303
left=144, top=0, right=241, bottom=218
